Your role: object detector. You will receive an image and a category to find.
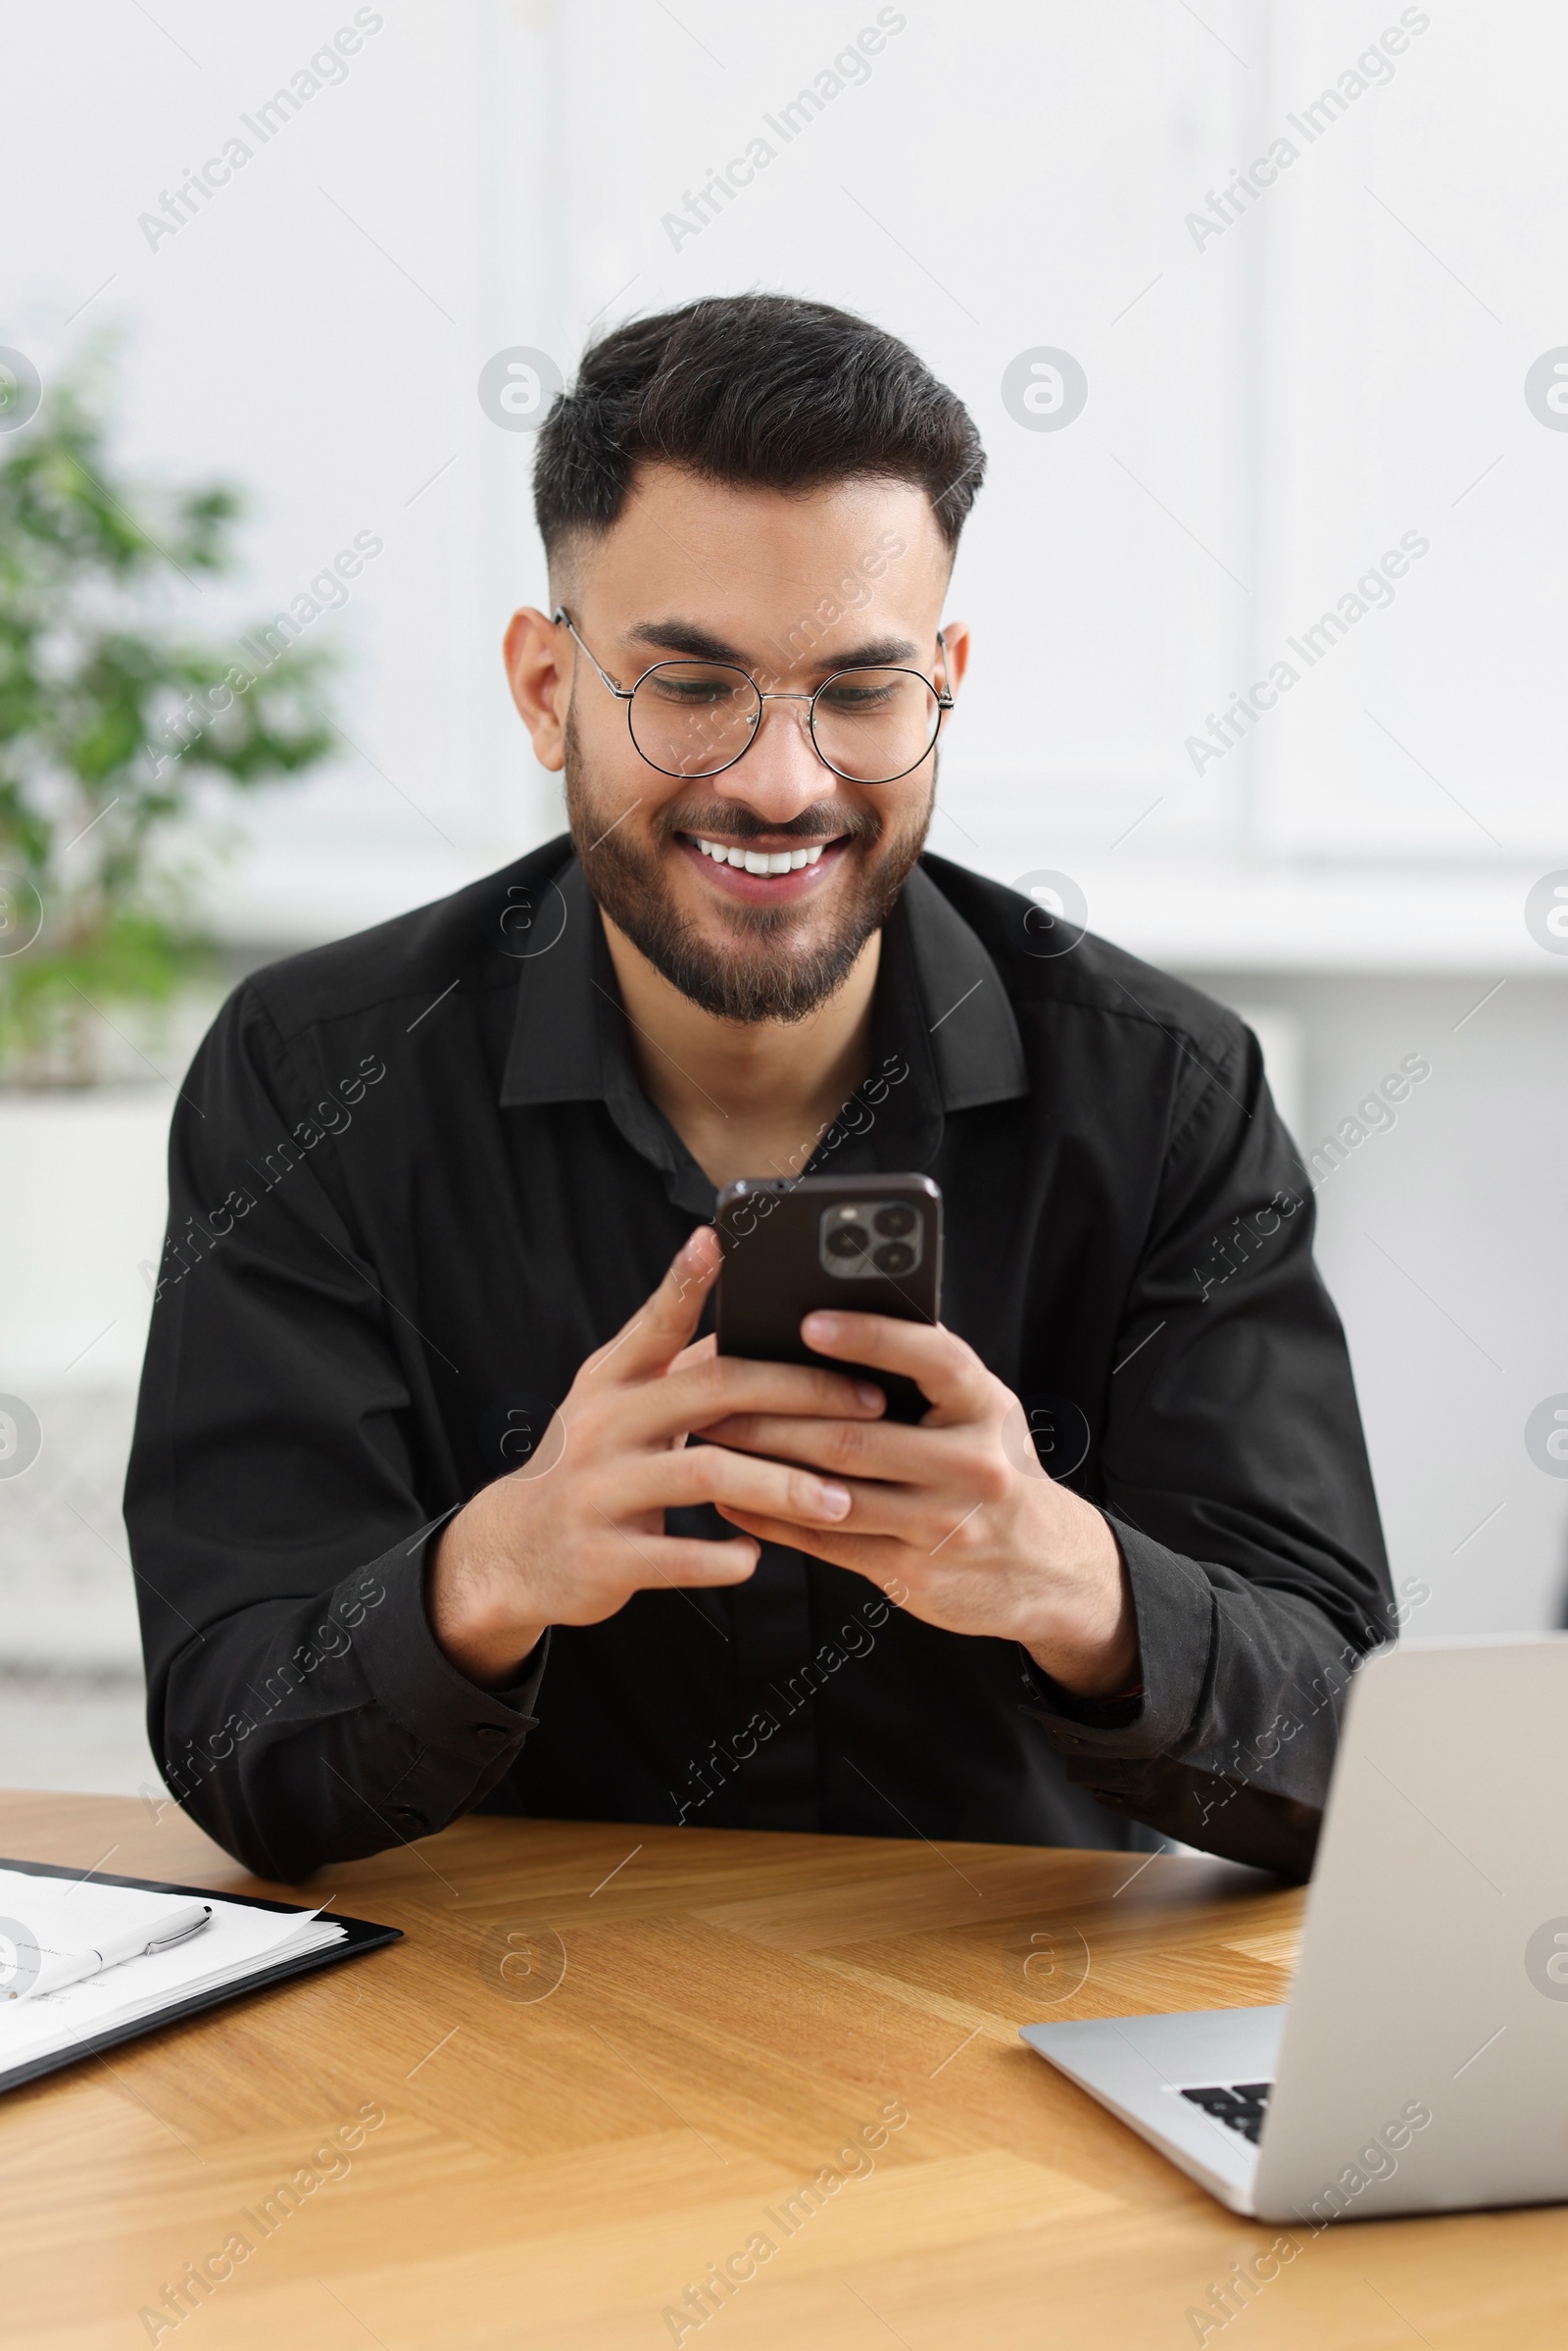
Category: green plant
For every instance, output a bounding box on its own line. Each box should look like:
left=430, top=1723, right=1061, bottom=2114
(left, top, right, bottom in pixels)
left=0, top=353, right=339, bottom=1084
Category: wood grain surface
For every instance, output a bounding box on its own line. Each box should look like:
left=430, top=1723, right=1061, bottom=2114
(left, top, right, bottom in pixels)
left=0, top=1790, right=1563, bottom=2349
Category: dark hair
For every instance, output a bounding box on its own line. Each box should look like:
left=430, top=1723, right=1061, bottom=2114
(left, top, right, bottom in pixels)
left=532, top=293, right=985, bottom=562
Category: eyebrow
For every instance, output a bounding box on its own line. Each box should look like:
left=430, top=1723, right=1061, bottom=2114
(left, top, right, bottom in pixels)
left=624, top=617, right=922, bottom=671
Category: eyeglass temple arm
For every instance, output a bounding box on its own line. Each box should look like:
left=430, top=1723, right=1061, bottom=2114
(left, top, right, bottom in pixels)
left=933, top=627, right=955, bottom=710
left=552, top=607, right=633, bottom=703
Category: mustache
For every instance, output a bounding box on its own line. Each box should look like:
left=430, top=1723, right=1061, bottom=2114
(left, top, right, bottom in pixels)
left=653, top=802, right=882, bottom=846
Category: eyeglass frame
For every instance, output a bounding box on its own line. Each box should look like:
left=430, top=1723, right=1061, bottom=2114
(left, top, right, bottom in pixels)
left=552, top=606, right=955, bottom=785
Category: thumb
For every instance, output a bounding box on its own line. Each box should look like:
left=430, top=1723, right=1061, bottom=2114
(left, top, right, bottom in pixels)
left=584, top=1226, right=721, bottom=1388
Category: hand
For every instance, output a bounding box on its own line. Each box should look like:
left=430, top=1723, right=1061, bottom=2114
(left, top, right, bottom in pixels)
left=427, top=1228, right=889, bottom=1686
left=698, top=1309, right=1139, bottom=1699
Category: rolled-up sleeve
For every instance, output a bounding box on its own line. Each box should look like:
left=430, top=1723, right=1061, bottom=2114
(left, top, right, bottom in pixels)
left=124, top=983, right=546, bottom=1883
left=1019, top=1020, right=1397, bottom=1879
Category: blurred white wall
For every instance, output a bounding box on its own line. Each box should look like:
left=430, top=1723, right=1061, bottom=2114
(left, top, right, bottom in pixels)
left=1203, top=973, right=1568, bottom=1637
left=2, top=0, right=1566, bottom=1745
left=11, top=0, right=1565, bottom=936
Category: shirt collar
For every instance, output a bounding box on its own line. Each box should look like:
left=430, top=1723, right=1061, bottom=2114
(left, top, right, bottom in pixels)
left=499, top=850, right=1027, bottom=1205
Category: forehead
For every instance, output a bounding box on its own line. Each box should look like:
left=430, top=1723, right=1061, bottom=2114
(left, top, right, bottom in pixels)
left=570, top=463, right=951, bottom=656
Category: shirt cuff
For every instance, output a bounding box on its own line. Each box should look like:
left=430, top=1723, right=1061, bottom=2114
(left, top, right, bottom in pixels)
left=1019, top=1514, right=1214, bottom=1761
left=350, top=1523, right=549, bottom=1763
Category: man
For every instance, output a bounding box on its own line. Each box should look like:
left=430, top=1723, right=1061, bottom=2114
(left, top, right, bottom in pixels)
left=127, top=294, right=1393, bottom=1885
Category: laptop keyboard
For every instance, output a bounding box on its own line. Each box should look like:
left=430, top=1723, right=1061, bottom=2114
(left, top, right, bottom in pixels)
left=1179, top=2082, right=1274, bottom=2145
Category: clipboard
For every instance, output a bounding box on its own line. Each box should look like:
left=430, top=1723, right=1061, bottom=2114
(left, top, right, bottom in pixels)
left=0, top=1855, right=402, bottom=2096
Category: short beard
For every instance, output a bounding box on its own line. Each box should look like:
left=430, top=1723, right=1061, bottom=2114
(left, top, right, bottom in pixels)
left=564, top=710, right=934, bottom=1025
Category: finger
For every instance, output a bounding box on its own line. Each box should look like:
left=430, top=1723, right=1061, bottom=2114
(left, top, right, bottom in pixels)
left=715, top=1504, right=906, bottom=1580
left=582, top=1227, right=720, bottom=1389
left=617, top=1353, right=886, bottom=1447
left=603, top=1444, right=855, bottom=1529
left=593, top=1526, right=760, bottom=1591
left=799, top=1311, right=993, bottom=1420
left=694, top=1410, right=948, bottom=1485
left=715, top=1464, right=936, bottom=1543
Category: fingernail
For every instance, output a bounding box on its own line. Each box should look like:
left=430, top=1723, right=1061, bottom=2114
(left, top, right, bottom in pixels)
left=818, top=1482, right=852, bottom=1518
left=855, top=1381, right=884, bottom=1411
left=804, top=1312, right=839, bottom=1343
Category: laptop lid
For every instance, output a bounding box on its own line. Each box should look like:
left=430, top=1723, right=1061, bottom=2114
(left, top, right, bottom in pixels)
left=1253, top=1634, right=1568, bottom=2224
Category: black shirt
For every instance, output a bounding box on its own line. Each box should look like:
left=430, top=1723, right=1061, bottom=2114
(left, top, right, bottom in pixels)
left=125, top=838, right=1393, bottom=1884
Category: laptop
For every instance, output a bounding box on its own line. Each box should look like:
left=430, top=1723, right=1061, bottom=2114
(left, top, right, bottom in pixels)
left=1021, top=1635, right=1568, bottom=2223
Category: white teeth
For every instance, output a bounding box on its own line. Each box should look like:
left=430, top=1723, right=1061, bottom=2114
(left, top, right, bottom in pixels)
left=691, top=837, right=829, bottom=871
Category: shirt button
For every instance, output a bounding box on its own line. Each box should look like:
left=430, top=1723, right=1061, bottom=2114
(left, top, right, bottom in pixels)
left=387, top=1805, right=426, bottom=1831
left=475, top=1725, right=508, bottom=1748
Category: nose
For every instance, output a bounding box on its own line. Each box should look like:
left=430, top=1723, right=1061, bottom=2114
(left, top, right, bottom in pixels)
left=706, top=694, right=841, bottom=826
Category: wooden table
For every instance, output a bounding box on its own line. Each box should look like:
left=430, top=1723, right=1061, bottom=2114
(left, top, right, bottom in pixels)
left=1, top=1794, right=1564, bottom=2348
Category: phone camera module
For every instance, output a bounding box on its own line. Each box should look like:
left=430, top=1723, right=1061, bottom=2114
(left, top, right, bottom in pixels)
left=819, top=1198, right=925, bottom=1280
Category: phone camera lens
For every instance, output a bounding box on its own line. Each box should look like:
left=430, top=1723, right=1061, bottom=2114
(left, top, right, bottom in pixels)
left=873, top=1240, right=915, bottom=1275
left=873, top=1202, right=916, bottom=1238
left=826, top=1224, right=870, bottom=1260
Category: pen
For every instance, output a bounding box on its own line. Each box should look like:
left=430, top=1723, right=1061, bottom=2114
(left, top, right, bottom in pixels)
left=9, top=1902, right=213, bottom=2000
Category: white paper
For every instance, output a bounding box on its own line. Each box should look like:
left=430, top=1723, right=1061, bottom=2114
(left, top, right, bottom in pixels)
left=0, top=1866, right=345, bottom=2079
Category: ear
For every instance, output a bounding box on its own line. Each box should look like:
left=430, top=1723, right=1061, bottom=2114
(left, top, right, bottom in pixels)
left=503, top=606, right=571, bottom=771
left=936, top=620, right=971, bottom=700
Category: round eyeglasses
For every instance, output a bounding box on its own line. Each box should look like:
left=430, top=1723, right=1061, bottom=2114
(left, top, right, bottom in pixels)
left=554, top=608, right=954, bottom=786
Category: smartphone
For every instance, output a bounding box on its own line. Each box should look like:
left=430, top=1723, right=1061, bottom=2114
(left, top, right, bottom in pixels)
left=714, top=1173, right=943, bottom=1424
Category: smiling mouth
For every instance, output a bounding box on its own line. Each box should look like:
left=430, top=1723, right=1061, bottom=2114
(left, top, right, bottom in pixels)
left=684, top=832, right=830, bottom=874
